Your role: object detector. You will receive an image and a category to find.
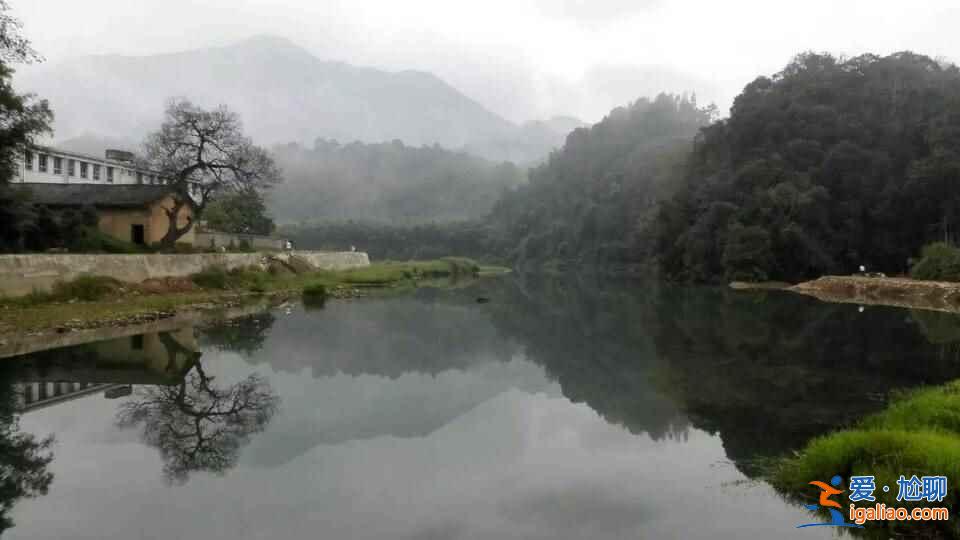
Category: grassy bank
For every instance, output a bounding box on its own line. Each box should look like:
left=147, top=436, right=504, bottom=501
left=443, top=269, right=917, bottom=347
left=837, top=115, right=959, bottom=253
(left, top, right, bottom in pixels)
left=771, top=381, right=960, bottom=535
left=0, top=258, right=496, bottom=337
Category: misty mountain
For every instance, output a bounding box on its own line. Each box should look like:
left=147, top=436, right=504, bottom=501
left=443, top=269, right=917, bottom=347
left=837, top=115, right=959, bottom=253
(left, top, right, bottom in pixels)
left=18, top=36, right=504, bottom=147
left=270, top=139, right=525, bottom=225
left=54, top=133, right=135, bottom=157
left=20, top=35, right=581, bottom=163
left=465, top=115, right=587, bottom=163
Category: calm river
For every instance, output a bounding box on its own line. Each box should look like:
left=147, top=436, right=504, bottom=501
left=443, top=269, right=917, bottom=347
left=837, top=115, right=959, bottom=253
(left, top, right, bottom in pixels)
left=3, top=275, right=958, bottom=539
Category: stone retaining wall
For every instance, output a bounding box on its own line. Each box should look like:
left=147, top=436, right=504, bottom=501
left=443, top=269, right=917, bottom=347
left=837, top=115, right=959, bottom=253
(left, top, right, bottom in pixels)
left=0, top=251, right=370, bottom=297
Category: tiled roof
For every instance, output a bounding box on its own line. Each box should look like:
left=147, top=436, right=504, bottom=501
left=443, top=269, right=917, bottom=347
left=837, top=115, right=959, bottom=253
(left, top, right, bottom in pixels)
left=14, top=183, right=176, bottom=208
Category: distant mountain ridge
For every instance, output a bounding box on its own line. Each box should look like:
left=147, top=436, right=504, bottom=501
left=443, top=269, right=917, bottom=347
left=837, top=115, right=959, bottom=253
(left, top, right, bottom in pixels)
left=20, top=35, right=582, bottom=163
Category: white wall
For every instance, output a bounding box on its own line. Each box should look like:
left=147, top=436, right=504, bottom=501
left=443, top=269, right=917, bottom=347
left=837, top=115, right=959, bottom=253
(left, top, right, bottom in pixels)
left=16, top=147, right=157, bottom=186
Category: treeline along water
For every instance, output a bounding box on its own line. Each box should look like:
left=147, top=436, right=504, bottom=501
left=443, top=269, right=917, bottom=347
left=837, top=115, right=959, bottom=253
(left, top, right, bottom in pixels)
left=286, top=52, right=960, bottom=286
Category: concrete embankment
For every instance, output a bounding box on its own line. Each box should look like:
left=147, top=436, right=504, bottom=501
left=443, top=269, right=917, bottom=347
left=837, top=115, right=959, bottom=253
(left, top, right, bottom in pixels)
left=0, top=251, right=369, bottom=297
left=789, top=275, right=960, bottom=313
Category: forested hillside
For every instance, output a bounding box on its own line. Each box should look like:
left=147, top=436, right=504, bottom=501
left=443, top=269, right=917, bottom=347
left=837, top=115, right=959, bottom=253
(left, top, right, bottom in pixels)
left=484, top=52, right=960, bottom=283
left=486, top=94, right=713, bottom=268
left=658, top=52, right=960, bottom=283
left=270, top=139, right=525, bottom=225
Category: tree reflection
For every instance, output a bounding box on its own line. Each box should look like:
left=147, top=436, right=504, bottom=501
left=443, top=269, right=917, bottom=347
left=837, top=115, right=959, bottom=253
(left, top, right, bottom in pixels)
left=0, top=371, right=53, bottom=534
left=116, top=361, right=279, bottom=484
left=198, top=312, right=277, bottom=356
left=484, top=274, right=960, bottom=477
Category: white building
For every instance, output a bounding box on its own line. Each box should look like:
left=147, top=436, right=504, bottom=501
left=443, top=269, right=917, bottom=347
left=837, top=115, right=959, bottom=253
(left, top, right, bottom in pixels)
left=16, top=146, right=163, bottom=186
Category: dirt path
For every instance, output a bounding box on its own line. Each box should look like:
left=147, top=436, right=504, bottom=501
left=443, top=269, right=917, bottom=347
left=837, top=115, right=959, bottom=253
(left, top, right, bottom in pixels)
left=788, top=275, right=960, bottom=313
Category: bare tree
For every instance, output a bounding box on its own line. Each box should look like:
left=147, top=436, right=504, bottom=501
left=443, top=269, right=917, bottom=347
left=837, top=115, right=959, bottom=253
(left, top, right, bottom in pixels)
left=116, top=361, right=279, bottom=484
left=0, top=0, right=41, bottom=64
left=142, top=99, right=281, bottom=247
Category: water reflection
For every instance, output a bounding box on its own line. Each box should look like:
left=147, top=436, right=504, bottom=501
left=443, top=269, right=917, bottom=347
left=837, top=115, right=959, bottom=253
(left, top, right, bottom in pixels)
left=2, top=326, right=281, bottom=496
left=115, top=362, right=279, bottom=484
left=3, top=276, right=960, bottom=538
left=0, top=366, right=53, bottom=535
left=198, top=312, right=277, bottom=357
left=478, top=277, right=960, bottom=475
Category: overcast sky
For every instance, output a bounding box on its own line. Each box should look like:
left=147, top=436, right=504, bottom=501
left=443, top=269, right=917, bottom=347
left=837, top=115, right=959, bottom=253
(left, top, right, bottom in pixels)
left=13, top=0, right=960, bottom=123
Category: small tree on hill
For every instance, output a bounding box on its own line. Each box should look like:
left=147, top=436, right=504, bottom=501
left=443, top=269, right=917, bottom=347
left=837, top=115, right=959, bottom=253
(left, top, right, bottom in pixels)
left=203, top=188, right=275, bottom=235
left=143, top=99, right=281, bottom=247
left=0, top=1, right=52, bottom=252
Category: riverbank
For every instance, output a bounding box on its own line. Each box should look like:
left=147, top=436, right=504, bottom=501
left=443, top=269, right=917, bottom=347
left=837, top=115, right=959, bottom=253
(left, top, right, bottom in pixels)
left=770, top=380, right=960, bottom=536
left=0, top=258, right=496, bottom=350
left=788, top=275, right=960, bottom=313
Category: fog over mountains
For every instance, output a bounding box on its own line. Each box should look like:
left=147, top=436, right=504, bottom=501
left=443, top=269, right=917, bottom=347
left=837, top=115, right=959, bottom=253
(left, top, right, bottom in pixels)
left=17, top=35, right=583, bottom=164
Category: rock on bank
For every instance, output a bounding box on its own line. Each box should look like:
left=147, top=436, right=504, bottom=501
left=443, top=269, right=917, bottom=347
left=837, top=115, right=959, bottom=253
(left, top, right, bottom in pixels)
left=790, top=275, right=960, bottom=313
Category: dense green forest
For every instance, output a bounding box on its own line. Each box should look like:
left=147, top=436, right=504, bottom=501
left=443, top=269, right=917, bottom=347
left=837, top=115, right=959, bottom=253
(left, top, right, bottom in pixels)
left=467, top=51, right=960, bottom=283
left=284, top=95, right=713, bottom=266
left=657, top=52, right=960, bottom=282
left=269, top=139, right=525, bottom=225
left=281, top=96, right=712, bottom=264
left=486, top=94, right=713, bottom=269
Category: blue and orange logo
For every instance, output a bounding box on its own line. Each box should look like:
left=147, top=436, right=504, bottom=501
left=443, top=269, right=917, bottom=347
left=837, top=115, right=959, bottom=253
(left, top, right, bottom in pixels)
left=796, top=475, right=864, bottom=529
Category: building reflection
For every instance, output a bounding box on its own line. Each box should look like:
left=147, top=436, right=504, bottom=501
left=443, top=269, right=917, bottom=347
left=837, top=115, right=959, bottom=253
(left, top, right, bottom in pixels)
left=11, top=328, right=201, bottom=413
left=6, top=324, right=280, bottom=484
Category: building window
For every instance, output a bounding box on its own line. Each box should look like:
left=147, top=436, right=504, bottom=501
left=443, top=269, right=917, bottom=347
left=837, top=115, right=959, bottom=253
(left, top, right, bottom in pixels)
left=53, top=157, right=62, bottom=175
left=136, top=172, right=143, bottom=184
left=38, top=154, right=47, bottom=172
left=106, top=166, right=114, bottom=183
left=80, top=162, right=88, bottom=179
left=67, top=159, right=75, bottom=176
left=23, top=150, right=33, bottom=171
left=93, top=164, right=101, bottom=181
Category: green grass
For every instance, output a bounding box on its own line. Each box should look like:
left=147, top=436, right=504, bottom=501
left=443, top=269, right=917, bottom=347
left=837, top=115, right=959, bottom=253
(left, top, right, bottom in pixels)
left=339, top=258, right=480, bottom=286
left=190, top=266, right=274, bottom=293
left=1, top=275, right=124, bottom=307
left=771, top=381, right=960, bottom=534
left=0, top=259, right=498, bottom=335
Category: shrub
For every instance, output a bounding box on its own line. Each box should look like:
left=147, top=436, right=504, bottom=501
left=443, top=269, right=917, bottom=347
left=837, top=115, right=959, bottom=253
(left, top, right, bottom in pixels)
left=302, top=282, right=328, bottom=308
left=911, top=242, right=960, bottom=281
left=51, top=275, right=123, bottom=301
left=190, top=265, right=229, bottom=289
left=302, top=282, right=328, bottom=298
left=246, top=272, right=268, bottom=293
left=68, top=226, right=147, bottom=254
left=228, top=267, right=269, bottom=292
left=441, top=257, right=480, bottom=278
